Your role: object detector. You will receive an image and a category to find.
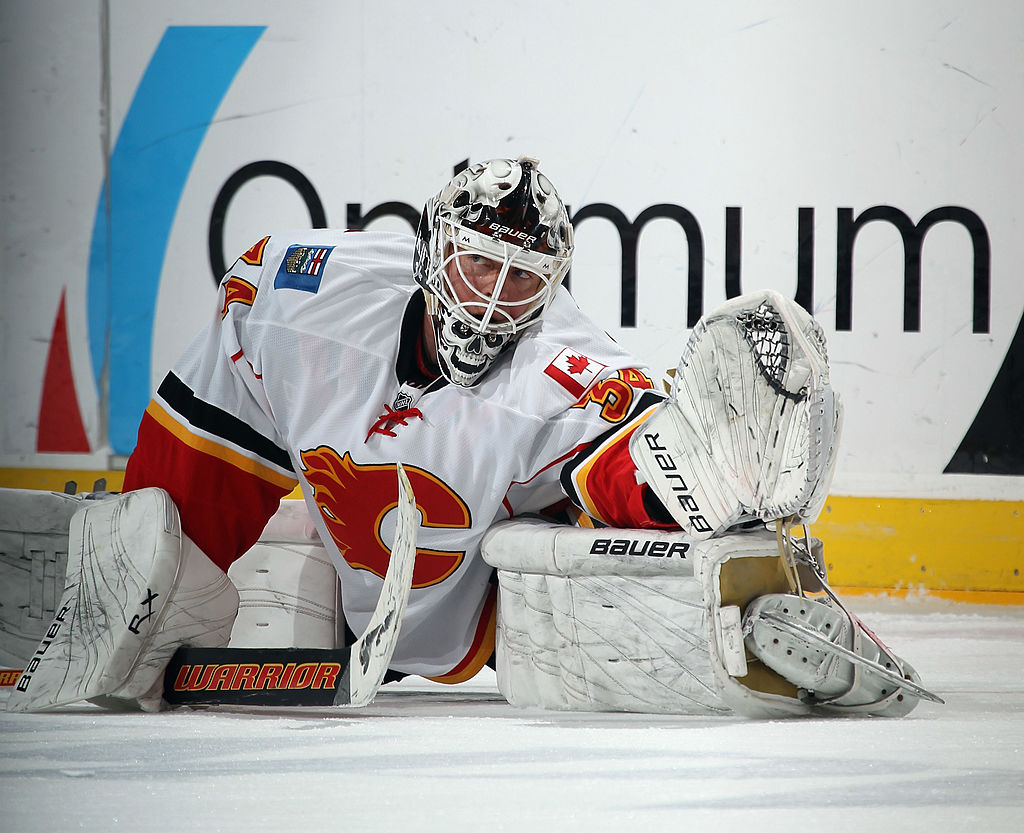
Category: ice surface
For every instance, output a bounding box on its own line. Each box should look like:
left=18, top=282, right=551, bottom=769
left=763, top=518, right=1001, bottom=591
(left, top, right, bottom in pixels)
left=2, top=596, right=1022, bottom=833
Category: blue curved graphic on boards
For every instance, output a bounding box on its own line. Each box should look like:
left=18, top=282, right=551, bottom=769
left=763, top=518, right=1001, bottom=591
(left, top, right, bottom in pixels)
left=87, top=26, right=265, bottom=455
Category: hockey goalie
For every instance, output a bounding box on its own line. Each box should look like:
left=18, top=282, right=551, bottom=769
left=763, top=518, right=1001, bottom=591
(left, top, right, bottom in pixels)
left=0, top=289, right=938, bottom=717
left=0, top=157, right=937, bottom=717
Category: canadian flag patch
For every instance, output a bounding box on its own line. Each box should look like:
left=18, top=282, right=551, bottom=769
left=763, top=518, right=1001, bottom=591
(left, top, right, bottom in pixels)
left=543, top=348, right=607, bottom=398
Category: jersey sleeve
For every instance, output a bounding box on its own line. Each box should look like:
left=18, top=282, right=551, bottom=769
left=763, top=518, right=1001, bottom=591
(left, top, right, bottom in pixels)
left=557, top=387, right=684, bottom=528
left=557, top=384, right=680, bottom=530
left=122, top=236, right=299, bottom=571
left=503, top=353, right=680, bottom=531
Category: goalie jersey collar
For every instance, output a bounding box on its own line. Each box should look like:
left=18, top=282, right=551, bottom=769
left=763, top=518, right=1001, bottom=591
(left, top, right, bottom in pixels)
left=394, top=291, right=446, bottom=397
left=370, top=291, right=450, bottom=435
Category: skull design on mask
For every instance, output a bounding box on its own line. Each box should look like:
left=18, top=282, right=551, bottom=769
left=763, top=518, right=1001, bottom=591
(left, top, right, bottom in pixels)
left=433, top=306, right=513, bottom=387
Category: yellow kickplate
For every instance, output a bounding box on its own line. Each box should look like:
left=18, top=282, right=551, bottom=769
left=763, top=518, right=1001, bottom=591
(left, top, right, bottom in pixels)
left=0, top=468, right=125, bottom=493
left=811, top=496, right=1023, bottom=597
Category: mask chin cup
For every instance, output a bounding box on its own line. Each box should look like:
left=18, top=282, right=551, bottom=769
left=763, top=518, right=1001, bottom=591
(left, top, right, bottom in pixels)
left=432, top=306, right=513, bottom=387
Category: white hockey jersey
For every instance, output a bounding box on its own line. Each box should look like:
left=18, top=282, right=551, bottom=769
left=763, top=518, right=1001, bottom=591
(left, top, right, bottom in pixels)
left=124, top=230, right=669, bottom=680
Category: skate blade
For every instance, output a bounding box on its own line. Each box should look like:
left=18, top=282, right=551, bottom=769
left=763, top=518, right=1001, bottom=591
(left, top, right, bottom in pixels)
left=756, top=610, right=945, bottom=705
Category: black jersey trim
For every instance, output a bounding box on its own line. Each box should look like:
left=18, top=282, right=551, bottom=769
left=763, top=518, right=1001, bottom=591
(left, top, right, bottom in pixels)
left=396, top=291, right=446, bottom=388
left=157, top=372, right=295, bottom=473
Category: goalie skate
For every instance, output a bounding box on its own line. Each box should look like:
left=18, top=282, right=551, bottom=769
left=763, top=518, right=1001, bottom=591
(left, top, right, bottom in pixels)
left=742, top=593, right=943, bottom=716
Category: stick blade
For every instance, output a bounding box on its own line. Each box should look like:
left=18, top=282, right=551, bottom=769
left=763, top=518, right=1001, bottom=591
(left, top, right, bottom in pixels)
left=335, top=462, right=418, bottom=706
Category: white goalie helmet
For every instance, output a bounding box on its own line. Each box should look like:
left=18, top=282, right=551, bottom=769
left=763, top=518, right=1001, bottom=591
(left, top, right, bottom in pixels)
left=414, top=157, right=574, bottom=387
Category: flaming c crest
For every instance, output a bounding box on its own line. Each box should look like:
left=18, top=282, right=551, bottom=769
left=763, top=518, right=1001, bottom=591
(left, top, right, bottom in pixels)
left=300, top=447, right=470, bottom=588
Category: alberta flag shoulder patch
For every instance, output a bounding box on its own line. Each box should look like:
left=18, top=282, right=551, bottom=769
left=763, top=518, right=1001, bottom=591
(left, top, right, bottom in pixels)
left=543, top=348, right=607, bottom=399
left=274, top=245, right=334, bottom=293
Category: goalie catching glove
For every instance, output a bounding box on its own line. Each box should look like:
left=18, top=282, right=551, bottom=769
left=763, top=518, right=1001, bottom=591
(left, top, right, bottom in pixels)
left=630, top=289, right=842, bottom=538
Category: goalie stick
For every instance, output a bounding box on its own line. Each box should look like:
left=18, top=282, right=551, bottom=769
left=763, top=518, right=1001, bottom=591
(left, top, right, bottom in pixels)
left=162, top=463, right=418, bottom=708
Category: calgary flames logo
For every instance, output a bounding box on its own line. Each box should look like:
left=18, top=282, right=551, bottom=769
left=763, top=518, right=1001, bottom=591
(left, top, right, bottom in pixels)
left=300, top=447, right=471, bottom=588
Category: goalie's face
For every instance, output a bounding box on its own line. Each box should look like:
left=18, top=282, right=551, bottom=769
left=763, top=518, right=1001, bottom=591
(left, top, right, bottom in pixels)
left=423, top=244, right=549, bottom=387
left=444, top=245, right=547, bottom=325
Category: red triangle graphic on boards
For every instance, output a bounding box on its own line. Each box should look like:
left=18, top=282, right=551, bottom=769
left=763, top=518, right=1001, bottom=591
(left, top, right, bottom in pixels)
left=37, top=289, right=90, bottom=452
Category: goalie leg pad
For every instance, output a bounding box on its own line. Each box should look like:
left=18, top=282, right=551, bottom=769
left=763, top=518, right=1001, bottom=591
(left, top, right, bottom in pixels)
left=484, top=520, right=933, bottom=718
left=699, top=530, right=929, bottom=717
left=494, top=570, right=726, bottom=714
left=696, top=531, right=813, bottom=718
left=7, top=488, right=239, bottom=713
left=227, top=537, right=339, bottom=649
left=0, top=488, right=88, bottom=667
left=493, top=569, right=570, bottom=709
left=484, top=520, right=728, bottom=714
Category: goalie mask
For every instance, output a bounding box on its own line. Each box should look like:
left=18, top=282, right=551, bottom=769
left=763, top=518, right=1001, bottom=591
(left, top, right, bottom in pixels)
left=414, top=157, right=574, bottom=387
